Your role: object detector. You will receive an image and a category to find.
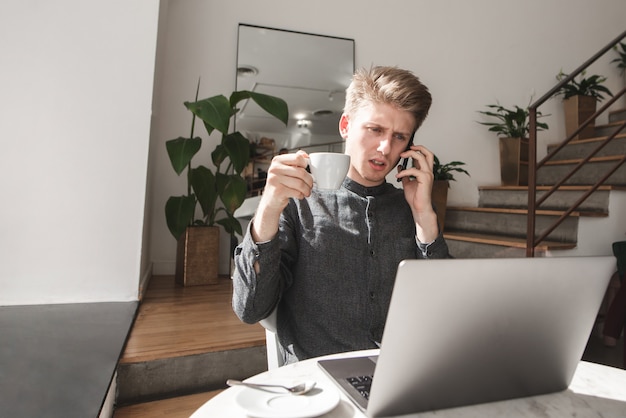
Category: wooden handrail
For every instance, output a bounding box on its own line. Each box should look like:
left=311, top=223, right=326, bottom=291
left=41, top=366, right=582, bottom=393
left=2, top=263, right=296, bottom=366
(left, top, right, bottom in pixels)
left=526, top=30, right=626, bottom=257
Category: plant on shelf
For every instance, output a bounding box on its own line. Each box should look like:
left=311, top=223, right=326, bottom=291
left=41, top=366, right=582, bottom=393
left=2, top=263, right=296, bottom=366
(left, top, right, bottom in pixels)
left=165, top=82, right=287, bottom=286
left=165, top=84, right=288, bottom=240
left=477, top=102, right=549, bottom=186
left=433, top=155, right=470, bottom=183
left=611, top=41, right=626, bottom=75
left=553, top=70, right=613, bottom=140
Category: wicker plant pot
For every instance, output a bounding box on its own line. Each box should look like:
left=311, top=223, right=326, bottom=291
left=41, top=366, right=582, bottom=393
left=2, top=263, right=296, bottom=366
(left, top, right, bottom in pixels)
left=563, top=95, right=596, bottom=140
left=499, top=137, right=529, bottom=186
left=175, top=226, right=220, bottom=286
left=431, top=180, right=449, bottom=233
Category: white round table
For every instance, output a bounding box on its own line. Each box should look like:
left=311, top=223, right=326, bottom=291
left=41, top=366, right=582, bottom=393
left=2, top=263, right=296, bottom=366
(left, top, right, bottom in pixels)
left=190, top=349, right=626, bottom=417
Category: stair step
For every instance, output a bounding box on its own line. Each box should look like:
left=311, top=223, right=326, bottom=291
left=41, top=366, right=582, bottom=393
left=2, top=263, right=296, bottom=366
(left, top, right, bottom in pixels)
left=444, top=231, right=577, bottom=250
left=594, top=122, right=626, bottom=138
left=446, top=206, right=582, bottom=243
left=546, top=133, right=626, bottom=160
left=609, top=108, right=626, bottom=123
left=116, top=276, right=267, bottom=406
left=544, top=155, right=626, bottom=165
left=537, top=156, right=626, bottom=186
left=479, top=185, right=625, bottom=191
left=113, top=390, right=221, bottom=418
left=444, top=231, right=576, bottom=258
left=116, top=346, right=266, bottom=406
left=449, top=205, right=601, bottom=217
left=478, top=185, right=615, bottom=213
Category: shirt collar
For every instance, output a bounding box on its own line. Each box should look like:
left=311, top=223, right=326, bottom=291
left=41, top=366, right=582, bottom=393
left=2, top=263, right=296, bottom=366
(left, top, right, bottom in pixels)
left=343, top=177, right=391, bottom=197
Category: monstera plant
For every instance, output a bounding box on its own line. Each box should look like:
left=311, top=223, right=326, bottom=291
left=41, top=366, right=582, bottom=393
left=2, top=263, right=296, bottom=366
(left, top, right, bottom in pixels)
left=165, top=87, right=288, bottom=241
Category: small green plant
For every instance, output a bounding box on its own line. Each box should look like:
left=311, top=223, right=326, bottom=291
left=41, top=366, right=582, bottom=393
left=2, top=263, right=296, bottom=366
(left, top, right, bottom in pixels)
left=611, top=42, right=626, bottom=75
left=554, top=70, right=613, bottom=101
left=165, top=82, right=288, bottom=241
left=478, top=103, right=549, bottom=138
left=433, top=155, right=470, bottom=182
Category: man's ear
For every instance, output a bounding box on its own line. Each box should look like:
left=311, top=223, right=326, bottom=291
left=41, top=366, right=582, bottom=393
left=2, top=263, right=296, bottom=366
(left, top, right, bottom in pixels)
left=339, top=114, right=349, bottom=139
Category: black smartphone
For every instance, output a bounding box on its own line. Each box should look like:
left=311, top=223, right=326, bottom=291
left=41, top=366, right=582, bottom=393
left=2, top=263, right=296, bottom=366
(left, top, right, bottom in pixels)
left=397, top=132, right=415, bottom=181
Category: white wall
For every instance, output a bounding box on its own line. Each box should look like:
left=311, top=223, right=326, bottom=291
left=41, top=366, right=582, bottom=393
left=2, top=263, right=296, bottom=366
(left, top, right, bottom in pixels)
left=0, top=1, right=160, bottom=305
left=552, top=192, right=626, bottom=258
left=150, top=0, right=626, bottom=276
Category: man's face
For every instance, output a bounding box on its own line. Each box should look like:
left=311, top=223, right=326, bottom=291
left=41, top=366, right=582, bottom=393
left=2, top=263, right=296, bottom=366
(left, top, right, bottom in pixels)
left=340, top=102, right=415, bottom=187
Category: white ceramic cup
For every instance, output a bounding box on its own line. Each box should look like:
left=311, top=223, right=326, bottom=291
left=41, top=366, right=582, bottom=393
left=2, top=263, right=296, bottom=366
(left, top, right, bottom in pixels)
left=307, top=152, right=350, bottom=190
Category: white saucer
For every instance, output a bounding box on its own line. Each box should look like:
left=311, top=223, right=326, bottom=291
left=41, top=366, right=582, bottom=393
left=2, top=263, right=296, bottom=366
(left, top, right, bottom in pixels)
left=234, top=381, right=340, bottom=418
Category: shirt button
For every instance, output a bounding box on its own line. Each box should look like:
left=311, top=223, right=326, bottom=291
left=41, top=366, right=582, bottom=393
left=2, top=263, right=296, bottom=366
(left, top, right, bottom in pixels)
left=369, top=250, right=375, bottom=256
left=369, top=292, right=375, bottom=300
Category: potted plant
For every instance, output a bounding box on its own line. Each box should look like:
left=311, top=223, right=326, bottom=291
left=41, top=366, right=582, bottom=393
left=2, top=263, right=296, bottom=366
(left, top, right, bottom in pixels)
left=478, top=102, right=549, bottom=186
left=554, top=70, right=613, bottom=140
left=433, top=155, right=470, bottom=182
left=432, top=155, right=470, bottom=232
left=611, top=41, right=626, bottom=76
left=166, top=84, right=288, bottom=285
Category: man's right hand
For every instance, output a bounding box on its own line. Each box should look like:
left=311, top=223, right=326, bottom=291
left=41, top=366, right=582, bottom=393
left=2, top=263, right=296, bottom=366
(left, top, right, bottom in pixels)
left=251, top=150, right=313, bottom=242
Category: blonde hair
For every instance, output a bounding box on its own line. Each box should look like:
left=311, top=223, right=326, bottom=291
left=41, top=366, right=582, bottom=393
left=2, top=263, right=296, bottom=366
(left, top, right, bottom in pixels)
left=344, top=66, right=432, bottom=131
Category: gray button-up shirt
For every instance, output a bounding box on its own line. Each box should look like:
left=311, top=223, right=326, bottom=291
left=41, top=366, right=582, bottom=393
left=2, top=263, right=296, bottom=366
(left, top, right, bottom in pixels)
left=232, top=177, right=450, bottom=363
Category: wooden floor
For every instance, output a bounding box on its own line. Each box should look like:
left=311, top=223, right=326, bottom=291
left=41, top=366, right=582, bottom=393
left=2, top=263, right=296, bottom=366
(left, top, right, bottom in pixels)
left=113, top=390, right=222, bottom=418
left=120, top=275, right=266, bottom=364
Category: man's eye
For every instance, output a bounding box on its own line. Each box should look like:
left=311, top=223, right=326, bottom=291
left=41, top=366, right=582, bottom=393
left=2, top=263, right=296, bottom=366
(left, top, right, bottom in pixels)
left=367, top=126, right=382, bottom=134
left=394, top=133, right=408, bottom=141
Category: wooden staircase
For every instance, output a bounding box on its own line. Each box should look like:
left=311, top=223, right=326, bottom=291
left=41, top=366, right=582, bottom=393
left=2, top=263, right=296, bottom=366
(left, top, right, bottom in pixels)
left=445, top=108, right=626, bottom=258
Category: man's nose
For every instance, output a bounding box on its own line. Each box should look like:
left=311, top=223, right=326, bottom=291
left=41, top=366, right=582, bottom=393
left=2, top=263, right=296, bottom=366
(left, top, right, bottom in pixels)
left=377, top=137, right=391, bottom=155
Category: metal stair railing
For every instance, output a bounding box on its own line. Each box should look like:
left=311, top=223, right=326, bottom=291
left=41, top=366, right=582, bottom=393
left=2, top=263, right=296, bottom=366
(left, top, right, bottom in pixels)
left=527, top=29, right=626, bottom=257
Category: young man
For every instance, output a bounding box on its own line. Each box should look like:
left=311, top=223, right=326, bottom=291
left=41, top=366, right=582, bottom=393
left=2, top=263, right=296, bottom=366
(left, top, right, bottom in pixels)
left=232, top=66, right=450, bottom=364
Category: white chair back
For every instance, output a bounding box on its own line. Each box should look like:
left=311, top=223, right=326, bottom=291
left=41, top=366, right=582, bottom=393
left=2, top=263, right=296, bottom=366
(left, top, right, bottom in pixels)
left=259, top=309, right=284, bottom=369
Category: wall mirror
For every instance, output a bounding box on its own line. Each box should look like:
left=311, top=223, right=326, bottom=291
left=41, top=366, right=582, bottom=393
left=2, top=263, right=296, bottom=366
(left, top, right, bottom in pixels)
left=236, top=24, right=355, bottom=155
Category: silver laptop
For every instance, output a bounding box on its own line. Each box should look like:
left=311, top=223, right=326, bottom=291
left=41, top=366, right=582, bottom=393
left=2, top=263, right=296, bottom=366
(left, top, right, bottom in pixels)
left=318, top=256, right=614, bottom=417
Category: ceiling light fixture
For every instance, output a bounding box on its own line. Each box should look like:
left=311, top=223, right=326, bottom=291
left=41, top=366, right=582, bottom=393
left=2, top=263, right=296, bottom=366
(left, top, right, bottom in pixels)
left=313, top=109, right=333, bottom=117
left=237, top=65, right=259, bottom=77
left=297, top=119, right=311, bottom=129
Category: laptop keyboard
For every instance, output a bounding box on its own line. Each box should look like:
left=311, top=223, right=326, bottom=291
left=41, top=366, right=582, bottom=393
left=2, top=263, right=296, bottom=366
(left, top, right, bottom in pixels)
left=346, top=375, right=373, bottom=400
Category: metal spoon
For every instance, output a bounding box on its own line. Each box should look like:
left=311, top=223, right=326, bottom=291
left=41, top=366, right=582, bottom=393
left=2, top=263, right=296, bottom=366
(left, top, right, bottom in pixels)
left=226, top=379, right=316, bottom=395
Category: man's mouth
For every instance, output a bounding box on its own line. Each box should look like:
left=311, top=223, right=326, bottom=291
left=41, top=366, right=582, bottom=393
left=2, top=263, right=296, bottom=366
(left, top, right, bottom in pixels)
left=370, top=159, right=387, bottom=170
